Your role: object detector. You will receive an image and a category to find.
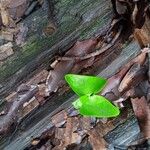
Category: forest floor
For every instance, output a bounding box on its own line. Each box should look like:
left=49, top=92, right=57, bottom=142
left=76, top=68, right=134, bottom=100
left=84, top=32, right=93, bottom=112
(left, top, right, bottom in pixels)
left=0, top=0, right=150, bottom=150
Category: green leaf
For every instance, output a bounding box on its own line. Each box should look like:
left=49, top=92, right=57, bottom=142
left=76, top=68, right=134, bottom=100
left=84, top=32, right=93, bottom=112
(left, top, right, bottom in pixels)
left=65, top=74, right=107, bottom=96
left=73, top=95, right=120, bottom=118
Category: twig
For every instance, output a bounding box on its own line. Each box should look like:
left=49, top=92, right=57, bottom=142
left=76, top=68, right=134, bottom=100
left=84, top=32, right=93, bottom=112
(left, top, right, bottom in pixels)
left=0, top=85, right=38, bottom=135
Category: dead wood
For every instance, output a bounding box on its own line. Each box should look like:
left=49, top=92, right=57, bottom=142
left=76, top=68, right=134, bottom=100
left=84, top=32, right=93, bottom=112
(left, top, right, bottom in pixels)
left=0, top=42, right=142, bottom=149
left=0, top=85, right=38, bottom=135
left=0, top=0, right=150, bottom=149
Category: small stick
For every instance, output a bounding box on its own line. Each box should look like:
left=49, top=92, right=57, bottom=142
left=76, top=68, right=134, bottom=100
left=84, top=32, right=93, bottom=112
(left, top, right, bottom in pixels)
left=0, top=85, right=38, bottom=135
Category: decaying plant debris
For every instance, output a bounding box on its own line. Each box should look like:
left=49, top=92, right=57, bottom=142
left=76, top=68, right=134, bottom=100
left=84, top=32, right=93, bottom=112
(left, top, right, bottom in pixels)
left=0, top=85, right=38, bottom=135
left=0, top=0, right=150, bottom=149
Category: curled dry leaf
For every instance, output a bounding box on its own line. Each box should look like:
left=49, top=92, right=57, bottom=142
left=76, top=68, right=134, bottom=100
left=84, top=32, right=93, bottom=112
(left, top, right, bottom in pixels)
left=46, top=28, right=123, bottom=96
left=45, top=38, right=98, bottom=95
left=117, top=47, right=149, bottom=94
left=45, top=60, right=75, bottom=96
left=100, top=62, right=133, bottom=100
left=131, top=97, right=150, bottom=139
left=58, top=26, right=122, bottom=61
left=118, top=63, right=147, bottom=93
left=65, top=39, right=98, bottom=57
left=101, top=48, right=147, bottom=99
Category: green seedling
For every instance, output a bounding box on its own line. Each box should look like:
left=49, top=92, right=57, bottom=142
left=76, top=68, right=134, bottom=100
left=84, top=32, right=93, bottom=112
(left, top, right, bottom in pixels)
left=65, top=74, right=120, bottom=118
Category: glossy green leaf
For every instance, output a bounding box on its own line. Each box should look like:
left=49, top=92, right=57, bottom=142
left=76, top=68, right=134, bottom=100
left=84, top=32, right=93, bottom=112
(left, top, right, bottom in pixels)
left=72, top=95, right=120, bottom=118
left=65, top=74, right=107, bottom=96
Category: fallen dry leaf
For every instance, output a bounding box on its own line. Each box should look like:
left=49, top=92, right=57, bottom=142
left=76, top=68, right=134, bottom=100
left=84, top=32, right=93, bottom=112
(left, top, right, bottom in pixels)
left=45, top=27, right=124, bottom=96
left=131, top=97, right=150, bottom=139
left=59, top=27, right=122, bottom=61
left=64, top=117, right=83, bottom=146
left=45, top=59, right=75, bottom=96
left=79, top=117, right=94, bottom=131
left=101, top=48, right=148, bottom=100
left=88, top=127, right=107, bottom=150
left=118, top=63, right=147, bottom=93
left=46, top=38, right=98, bottom=95
left=65, top=38, right=98, bottom=57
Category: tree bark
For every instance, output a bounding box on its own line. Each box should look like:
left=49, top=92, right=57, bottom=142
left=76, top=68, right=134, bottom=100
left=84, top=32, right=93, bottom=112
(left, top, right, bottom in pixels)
left=0, top=0, right=149, bottom=149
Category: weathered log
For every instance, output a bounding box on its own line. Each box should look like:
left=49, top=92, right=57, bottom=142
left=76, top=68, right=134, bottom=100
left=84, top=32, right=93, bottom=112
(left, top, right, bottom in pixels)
left=0, top=0, right=149, bottom=149
left=0, top=85, right=38, bottom=135
left=0, top=40, right=141, bottom=150
left=0, top=0, right=112, bottom=98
